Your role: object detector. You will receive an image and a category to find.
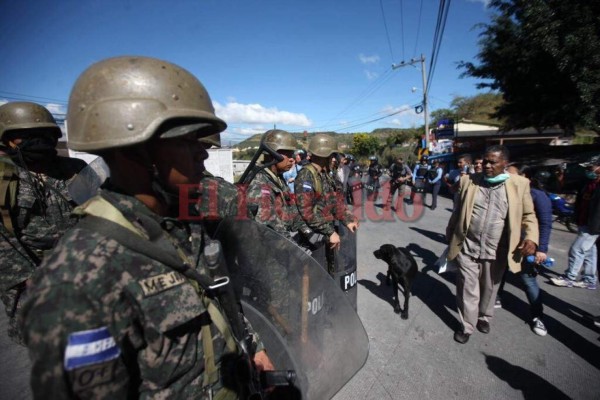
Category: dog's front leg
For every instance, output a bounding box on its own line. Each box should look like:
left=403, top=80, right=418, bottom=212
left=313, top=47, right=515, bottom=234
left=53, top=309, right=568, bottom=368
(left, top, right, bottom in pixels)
left=400, top=280, right=411, bottom=319
left=392, top=277, right=402, bottom=314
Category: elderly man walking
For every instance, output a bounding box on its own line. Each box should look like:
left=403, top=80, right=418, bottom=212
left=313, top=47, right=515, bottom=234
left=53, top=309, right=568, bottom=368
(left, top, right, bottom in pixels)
left=446, top=145, right=538, bottom=344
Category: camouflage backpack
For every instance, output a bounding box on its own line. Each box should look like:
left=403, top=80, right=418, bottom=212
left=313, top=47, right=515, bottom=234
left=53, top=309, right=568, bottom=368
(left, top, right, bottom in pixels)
left=0, top=156, right=18, bottom=234
left=304, top=164, right=323, bottom=195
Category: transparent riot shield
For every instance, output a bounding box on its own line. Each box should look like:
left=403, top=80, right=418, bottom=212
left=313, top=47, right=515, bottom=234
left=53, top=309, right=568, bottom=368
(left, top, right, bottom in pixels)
left=67, top=157, right=110, bottom=205
left=216, top=219, right=369, bottom=400
left=332, top=223, right=358, bottom=310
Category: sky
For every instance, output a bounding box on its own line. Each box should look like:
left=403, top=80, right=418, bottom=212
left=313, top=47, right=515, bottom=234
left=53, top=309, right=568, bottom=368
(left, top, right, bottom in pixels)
left=0, top=0, right=494, bottom=145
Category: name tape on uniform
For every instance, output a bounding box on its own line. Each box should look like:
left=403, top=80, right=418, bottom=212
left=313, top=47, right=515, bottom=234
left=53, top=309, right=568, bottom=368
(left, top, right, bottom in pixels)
left=139, top=271, right=185, bottom=297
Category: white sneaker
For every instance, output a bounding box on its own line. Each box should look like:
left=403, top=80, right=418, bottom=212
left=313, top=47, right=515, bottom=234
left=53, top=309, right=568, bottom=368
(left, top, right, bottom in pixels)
left=532, top=317, right=547, bottom=336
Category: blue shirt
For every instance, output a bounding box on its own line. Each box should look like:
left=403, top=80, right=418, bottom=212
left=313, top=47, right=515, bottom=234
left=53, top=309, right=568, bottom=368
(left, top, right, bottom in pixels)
left=530, top=188, right=553, bottom=253
left=283, top=164, right=301, bottom=193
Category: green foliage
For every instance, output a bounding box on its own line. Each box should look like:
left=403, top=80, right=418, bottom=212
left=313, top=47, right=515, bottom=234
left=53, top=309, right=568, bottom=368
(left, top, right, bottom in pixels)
left=430, top=108, right=455, bottom=126
left=352, top=133, right=380, bottom=157
left=459, top=0, right=600, bottom=133
left=451, top=93, right=504, bottom=124
left=380, top=146, right=417, bottom=168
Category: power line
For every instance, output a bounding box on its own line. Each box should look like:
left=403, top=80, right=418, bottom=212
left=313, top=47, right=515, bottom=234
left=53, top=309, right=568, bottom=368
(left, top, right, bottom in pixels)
left=427, top=0, right=451, bottom=94
left=379, top=0, right=395, bottom=62
left=400, top=0, right=405, bottom=61
left=330, top=103, right=420, bottom=132
left=323, top=67, right=395, bottom=124
left=0, top=90, right=68, bottom=105
left=315, top=107, right=400, bottom=131
left=412, top=0, right=424, bottom=58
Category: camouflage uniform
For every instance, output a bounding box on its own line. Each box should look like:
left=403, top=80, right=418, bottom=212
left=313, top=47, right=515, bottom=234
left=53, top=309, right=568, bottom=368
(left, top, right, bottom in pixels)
left=246, top=168, right=305, bottom=239
left=190, top=173, right=246, bottom=237
left=295, top=164, right=355, bottom=238
left=22, top=56, right=270, bottom=398
left=0, top=156, right=84, bottom=344
left=22, top=190, right=261, bottom=399
left=196, top=173, right=241, bottom=219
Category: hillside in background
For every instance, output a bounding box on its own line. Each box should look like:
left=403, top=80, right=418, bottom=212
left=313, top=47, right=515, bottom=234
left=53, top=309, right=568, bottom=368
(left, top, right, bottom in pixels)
left=233, top=128, right=415, bottom=150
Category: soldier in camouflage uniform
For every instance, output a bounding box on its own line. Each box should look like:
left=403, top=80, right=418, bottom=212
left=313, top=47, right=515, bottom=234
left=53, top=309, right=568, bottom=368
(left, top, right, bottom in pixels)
left=0, top=101, right=86, bottom=344
left=295, top=134, right=358, bottom=272
left=245, top=129, right=309, bottom=239
left=191, top=133, right=247, bottom=236
left=21, top=56, right=272, bottom=399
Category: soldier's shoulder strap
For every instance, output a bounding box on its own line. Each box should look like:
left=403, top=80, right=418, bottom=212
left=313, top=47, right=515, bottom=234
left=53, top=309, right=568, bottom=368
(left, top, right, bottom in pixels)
left=74, top=194, right=239, bottom=386
left=0, top=156, right=19, bottom=234
left=304, top=163, right=323, bottom=194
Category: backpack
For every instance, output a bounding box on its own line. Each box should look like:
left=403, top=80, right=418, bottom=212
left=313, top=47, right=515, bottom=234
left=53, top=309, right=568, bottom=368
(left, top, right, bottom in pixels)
left=304, top=164, right=323, bottom=194
left=0, top=157, right=18, bottom=234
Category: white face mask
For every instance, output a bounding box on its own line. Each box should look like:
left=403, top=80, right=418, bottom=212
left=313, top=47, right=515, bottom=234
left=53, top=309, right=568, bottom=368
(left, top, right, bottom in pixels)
left=484, top=173, right=510, bottom=184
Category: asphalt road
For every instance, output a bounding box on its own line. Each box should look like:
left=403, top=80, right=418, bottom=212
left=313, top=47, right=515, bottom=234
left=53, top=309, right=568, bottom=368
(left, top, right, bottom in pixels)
left=1, top=189, right=599, bottom=399
left=333, top=189, right=600, bottom=400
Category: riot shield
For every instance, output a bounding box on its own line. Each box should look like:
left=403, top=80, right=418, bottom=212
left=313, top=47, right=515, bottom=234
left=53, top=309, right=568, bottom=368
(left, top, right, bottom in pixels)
left=68, top=157, right=110, bottom=205
left=332, top=223, right=358, bottom=310
left=216, top=219, right=369, bottom=400
left=308, top=224, right=358, bottom=310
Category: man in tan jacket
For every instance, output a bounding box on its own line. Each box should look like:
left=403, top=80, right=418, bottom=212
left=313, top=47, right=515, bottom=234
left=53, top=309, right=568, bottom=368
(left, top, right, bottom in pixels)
left=446, top=145, right=538, bottom=344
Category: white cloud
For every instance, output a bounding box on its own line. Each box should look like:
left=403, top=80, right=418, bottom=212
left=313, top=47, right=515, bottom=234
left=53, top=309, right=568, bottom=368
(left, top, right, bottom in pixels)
left=45, top=103, right=66, bottom=115
left=230, top=126, right=266, bottom=135
left=359, top=54, right=380, bottom=64
left=467, top=0, right=491, bottom=8
left=364, top=70, right=379, bottom=80
left=214, top=101, right=311, bottom=127
left=382, top=104, right=423, bottom=128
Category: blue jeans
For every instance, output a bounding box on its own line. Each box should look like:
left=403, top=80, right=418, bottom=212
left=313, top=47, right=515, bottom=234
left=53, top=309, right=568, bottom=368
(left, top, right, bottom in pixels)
left=566, top=225, right=599, bottom=284
left=520, top=262, right=543, bottom=318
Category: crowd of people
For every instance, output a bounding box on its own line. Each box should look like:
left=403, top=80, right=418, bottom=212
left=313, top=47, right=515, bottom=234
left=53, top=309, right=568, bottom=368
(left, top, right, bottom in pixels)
left=439, top=148, right=599, bottom=342
left=340, top=146, right=598, bottom=343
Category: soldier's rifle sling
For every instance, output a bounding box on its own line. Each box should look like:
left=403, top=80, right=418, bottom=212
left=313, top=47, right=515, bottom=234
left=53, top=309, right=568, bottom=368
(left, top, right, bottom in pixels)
left=77, top=215, right=217, bottom=295
left=0, top=228, right=41, bottom=267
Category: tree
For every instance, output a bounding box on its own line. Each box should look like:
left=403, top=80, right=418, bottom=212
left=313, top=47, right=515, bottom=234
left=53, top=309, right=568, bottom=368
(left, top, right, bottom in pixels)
left=451, top=93, right=504, bottom=124
left=459, top=0, right=600, bottom=133
left=430, top=108, right=455, bottom=126
left=352, top=133, right=380, bottom=157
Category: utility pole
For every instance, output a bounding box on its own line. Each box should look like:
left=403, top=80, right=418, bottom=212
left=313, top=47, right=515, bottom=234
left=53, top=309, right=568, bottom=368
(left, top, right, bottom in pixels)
left=392, top=54, right=429, bottom=153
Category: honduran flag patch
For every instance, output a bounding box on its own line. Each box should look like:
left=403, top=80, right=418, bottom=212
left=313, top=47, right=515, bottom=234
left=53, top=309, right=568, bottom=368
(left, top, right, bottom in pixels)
left=302, top=183, right=313, bottom=192
left=64, top=327, right=120, bottom=371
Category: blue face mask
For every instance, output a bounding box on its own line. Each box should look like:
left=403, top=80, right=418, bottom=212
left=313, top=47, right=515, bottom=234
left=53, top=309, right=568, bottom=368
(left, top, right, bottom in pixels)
left=586, top=171, right=599, bottom=180
left=484, top=173, right=510, bottom=184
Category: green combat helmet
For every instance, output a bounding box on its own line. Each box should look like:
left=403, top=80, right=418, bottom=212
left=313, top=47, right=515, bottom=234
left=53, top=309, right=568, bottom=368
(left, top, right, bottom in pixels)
left=262, top=129, right=297, bottom=152
left=308, top=133, right=337, bottom=158
left=67, top=56, right=227, bottom=152
left=0, top=102, right=62, bottom=143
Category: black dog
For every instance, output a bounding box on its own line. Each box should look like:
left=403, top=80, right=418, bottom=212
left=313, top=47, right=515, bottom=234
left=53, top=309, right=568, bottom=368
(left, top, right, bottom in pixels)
left=373, top=244, right=418, bottom=319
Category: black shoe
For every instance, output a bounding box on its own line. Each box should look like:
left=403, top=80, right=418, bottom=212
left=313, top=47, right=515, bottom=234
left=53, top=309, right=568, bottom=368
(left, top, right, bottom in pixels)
left=476, top=320, right=490, bottom=334
left=454, top=330, right=470, bottom=344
